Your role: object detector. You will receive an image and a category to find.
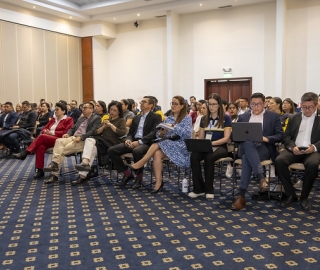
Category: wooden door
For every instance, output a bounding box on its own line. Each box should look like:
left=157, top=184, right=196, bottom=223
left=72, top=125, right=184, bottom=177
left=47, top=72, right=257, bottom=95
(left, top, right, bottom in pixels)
left=204, top=77, right=252, bottom=102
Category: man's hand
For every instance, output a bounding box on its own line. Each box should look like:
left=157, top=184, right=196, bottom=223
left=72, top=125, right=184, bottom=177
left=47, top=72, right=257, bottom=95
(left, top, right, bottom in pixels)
left=12, top=126, right=19, bottom=129
left=62, top=134, right=69, bottom=138
left=292, top=145, right=314, bottom=155
left=130, top=141, right=140, bottom=149
left=262, top=136, right=269, bottom=143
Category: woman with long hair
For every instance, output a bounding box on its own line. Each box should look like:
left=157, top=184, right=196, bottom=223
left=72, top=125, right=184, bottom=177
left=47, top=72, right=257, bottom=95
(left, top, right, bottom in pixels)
left=188, top=93, right=232, bottom=199
left=268, top=97, right=289, bottom=131
left=129, top=95, right=193, bottom=193
left=227, top=102, right=239, bottom=122
left=282, top=98, right=295, bottom=114
left=95, top=100, right=109, bottom=122
left=121, top=99, right=135, bottom=127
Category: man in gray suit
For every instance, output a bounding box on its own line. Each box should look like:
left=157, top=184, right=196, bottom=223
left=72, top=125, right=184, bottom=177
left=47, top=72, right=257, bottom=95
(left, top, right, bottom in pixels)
left=43, top=102, right=101, bottom=184
left=276, top=92, right=320, bottom=210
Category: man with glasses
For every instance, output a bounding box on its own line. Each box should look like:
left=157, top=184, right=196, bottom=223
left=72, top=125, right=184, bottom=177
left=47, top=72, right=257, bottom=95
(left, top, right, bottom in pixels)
left=108, top=96, right=162, bottom=189
left=43, top=102, right=101, bottom=183
left=275, top=92, right=320, bottom=210
left=232, top=92, right=283, bottom=210
left=68, top=100, right=82, bottom=124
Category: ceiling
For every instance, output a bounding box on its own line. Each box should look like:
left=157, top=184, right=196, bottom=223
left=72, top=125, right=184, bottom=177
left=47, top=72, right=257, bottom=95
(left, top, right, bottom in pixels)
left=1, top=0, right=274, bottom=24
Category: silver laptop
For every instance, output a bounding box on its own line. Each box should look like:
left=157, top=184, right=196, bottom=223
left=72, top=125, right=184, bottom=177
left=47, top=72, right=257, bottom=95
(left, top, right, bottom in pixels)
left=231, top=122, right=263, bottom=142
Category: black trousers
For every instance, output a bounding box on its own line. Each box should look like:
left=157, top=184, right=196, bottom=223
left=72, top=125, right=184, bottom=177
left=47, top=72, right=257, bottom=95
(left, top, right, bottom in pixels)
left=108, top=142, right=150, bottom=173
left=191, top=146, right=228, bottom=194
left=275, top=149, right=320, bottom=199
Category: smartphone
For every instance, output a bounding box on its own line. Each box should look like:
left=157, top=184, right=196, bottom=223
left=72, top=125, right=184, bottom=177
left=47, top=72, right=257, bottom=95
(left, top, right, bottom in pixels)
left=298, top=146, right=308, bottom=151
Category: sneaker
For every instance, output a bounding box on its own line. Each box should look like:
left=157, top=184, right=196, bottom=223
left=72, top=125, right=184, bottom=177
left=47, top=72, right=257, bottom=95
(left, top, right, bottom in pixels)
left=206, top=194, right=214, bottom=199
left=236, top=168, right=242, bottom=176
left=225, top=163, right=233, bottom=178
left=188, top=192, right=205, bottom=198
left=270, top=165, right=276, bottom=178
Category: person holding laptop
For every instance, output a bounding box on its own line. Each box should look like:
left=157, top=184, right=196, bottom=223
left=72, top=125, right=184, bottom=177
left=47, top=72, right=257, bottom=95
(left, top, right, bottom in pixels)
left=232, top=92, right=283, bottom=210
left=275, top=92, right=320, bottom=210
left=188, top=93, right=232, bottom=199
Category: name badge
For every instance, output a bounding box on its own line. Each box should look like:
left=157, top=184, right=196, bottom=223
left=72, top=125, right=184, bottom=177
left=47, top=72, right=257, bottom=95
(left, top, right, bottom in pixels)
left=205, top=132, right=212, bottom=140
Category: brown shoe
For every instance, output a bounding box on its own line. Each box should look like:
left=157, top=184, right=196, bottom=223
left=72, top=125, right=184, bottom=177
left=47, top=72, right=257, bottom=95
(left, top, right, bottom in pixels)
left=260, top=178, right=269, bottom=193
left=232, top=195, right=246, bottom=210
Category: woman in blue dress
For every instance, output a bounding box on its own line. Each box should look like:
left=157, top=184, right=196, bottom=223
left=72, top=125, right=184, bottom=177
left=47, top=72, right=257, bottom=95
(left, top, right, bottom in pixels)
left=188, top=93, right=232, bottom=199
left=129, top=96, right=192, bottom=193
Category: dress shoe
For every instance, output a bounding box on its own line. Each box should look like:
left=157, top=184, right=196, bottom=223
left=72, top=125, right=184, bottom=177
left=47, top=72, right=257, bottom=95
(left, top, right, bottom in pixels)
left=232, top=195, right=246, bottom=210
left=75, top=162, right=91, bottom=172
left=33, top=169, right=44, bottom=179
left=300, top=198, right=311, bottom=210
left=43, top=162, right=59, bottom=172
left=117, top=175, right=134, bottom=186
left=132, top=178, right=142, bottom=189
left=13, top=150, right=29, bottom=160
left=71, top=176, right=88, bottom=186
left=279, top=195, right=298, bottom=207
left=44, top=175, right=58, bottom=184
left=128, top=164, right=143, bottom=174
left=260, top=178, right=269, bottom=193
left=150, top=181, right=164, bottom=194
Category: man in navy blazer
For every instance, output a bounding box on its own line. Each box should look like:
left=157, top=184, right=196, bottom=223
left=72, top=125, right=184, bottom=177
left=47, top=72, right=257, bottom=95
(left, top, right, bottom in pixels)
left=68, top=100, right=82, bottom=124
left=275, top=92, right=320, bottom=210
left=232, top=92, right=283, bottom=210
left=108, top=96, right=162, bottom=188
left=0, top=102, right=18, bottom=131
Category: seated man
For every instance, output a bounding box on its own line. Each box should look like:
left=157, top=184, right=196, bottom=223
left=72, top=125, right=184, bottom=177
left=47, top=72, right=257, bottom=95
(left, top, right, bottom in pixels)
left=275, top=92, right=320, bottom=210
left=43, top=102, right=101, bottom=184
left=0, top=101, right=37, bottom=154
left=0, top=102, right=18, bottom=131
left=108, top=96, right=162, bottom=189
left=232, top=92, right=283, bottom=210
left=68, top=100, right=82, bottom=124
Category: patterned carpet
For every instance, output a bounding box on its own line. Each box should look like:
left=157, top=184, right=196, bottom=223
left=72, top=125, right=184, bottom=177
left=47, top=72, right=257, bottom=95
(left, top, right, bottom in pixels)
left=0, top=154, right=320, bottom=270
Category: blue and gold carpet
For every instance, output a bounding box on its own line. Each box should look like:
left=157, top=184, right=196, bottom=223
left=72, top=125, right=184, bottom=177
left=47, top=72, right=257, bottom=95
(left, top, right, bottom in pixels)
left=0, top=155, right=320, bottom=269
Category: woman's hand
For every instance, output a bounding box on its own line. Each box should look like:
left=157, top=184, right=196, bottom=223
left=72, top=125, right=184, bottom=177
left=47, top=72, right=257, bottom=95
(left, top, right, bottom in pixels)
left=158, top=128, right=168, bottom=138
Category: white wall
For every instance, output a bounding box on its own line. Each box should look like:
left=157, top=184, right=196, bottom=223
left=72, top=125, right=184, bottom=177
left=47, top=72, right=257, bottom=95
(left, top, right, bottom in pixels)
left=180, top=2, right=276, bottom=100
left=285, top=0, right=320, bottom=103
left=94, top=18, right=167, bottom=107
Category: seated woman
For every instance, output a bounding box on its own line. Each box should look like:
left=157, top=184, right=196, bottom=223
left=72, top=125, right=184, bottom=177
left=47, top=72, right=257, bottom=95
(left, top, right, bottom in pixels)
left=193, top=101, right=208, bottom=138
left=282, top=98, right=296, bottom=115
left=36, top=102, right=51, bottom=136
left=121, top=99, right=135, bottom=127
left=268, top=97, right=289, bottom=131
left=72, top=101, right=127, bottom=185
left=227, top=102, right=239, bottom=122
left=95, top=100, right=109, bottom=122
left=129, top=96, right=193, bottom=193
left=13, top=103, right=73, bottom=179
left=188, top=93, right=232, bottom=199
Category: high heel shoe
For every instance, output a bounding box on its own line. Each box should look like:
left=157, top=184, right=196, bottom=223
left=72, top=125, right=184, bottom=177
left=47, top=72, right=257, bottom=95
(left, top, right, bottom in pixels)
left=150, top=181, right=164, bottom=194
left=128, top=164, right=144, bottom=174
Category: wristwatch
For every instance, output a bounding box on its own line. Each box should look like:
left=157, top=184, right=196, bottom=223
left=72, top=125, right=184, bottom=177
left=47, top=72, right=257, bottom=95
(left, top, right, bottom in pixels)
left=138, top=139, right=143, bottom=145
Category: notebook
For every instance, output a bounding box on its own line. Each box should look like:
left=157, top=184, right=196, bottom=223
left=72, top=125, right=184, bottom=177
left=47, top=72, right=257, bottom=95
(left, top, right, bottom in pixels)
left=231, top=122, right=263, bottom=142
left=185, top=139, right=214, bottom=153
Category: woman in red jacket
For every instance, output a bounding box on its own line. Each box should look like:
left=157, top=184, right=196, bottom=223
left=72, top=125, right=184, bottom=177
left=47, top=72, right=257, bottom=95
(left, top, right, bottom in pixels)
left=13, top=102, right=73, bottom=179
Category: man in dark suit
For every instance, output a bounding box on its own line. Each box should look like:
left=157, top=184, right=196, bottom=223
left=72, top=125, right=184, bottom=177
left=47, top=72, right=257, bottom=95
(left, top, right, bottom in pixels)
left=275, top=92, right=320, bottom=210
left=43, top=102, right=101, bottom=184
left=232, top=92, right=283, bottom=210
left=108, top=96, right=162, bottom=188
left=0, top=102, right=18, bottom=131
left=68, top=100, right=82, bottom=124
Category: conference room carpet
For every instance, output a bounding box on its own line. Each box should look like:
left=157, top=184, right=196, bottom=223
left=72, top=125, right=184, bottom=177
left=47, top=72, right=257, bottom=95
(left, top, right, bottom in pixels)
left=0, top=154, right=319, bottom=270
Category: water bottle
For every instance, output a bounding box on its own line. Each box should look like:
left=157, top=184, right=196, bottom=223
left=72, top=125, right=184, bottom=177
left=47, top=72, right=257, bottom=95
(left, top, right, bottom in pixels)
left=182, top=178, right=188, bottom=193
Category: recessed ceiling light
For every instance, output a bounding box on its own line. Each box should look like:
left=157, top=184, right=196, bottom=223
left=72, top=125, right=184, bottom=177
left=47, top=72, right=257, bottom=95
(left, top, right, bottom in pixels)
left=113, top=18, right=116, bottom=20
left=137, top=14, right=140, bottom=16
left=69, top=16, right=72, bottom=19
left=33, top=6, right=36, bottom=9
left=200, top=3, right=202, bottom=6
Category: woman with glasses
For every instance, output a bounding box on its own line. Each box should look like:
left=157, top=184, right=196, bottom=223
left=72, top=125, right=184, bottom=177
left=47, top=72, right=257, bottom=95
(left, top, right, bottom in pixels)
left=13, top=102, right=73, bottom=179
left=73, top=101, right=127, bottom=185
left=129, top=96, right=192, bottom=193
left=188, top=93, right=232, bottom=199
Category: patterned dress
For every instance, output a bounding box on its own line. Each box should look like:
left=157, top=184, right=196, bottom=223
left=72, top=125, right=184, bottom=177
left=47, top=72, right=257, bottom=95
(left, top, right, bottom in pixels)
left=158, top=114, right=193, bottom=168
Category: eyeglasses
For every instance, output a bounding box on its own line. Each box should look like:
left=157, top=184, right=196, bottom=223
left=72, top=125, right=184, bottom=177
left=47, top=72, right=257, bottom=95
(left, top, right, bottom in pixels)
left=109, top=108, right=119, bottom=112
left=301, top=105, right=315, bottom=111
left=208, top=103, right=218, bottom=107
left=140, top=100, right=149, bottom=104
left=170, top=102, right=180, bottom=106
left=250, top=103, right=263, bottom=107
left=82, top=106, right=90, bottom=109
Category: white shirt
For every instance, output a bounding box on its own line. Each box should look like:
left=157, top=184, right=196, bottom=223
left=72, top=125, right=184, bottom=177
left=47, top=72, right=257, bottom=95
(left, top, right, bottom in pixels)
left=50, top=115, right=67, bottom=135
left=295, top=111, right=316, bottom=147
left=249, top=109, right=265, bottom=130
